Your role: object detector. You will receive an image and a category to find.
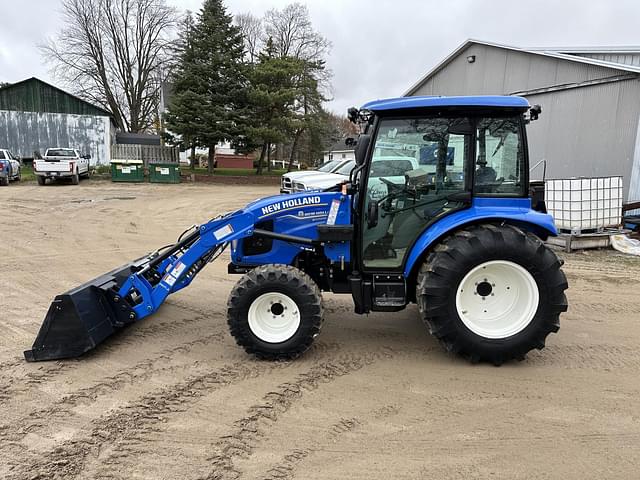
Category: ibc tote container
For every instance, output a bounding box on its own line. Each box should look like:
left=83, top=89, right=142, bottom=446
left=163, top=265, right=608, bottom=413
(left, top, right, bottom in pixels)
left=545, top=176, right=623, bottom=233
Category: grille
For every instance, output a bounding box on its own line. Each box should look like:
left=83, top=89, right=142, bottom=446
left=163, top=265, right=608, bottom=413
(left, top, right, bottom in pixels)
left=281, top=177, right=292, bottom=192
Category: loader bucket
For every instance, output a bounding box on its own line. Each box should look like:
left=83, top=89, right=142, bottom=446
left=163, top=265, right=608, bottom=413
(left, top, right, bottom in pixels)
left=24, top=261, right=141, bottom=362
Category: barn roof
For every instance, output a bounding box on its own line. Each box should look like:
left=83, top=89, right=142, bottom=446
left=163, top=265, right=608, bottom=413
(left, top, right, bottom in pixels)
left=0, top=77, right=112, bottom=117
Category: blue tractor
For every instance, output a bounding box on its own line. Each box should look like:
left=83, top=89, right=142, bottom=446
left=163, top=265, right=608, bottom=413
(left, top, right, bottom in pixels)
left=25, top=96, right=568, bottom=365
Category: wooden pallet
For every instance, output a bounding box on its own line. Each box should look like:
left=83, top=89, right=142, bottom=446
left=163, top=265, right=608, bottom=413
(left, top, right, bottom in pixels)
left=546, top=229, right=629, bottom=253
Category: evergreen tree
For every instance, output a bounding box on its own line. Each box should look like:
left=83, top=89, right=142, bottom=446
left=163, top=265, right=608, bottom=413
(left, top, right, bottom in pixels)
left=165, top=12, right=200, bottom=168
left=244, top=41, right=308, bottom=175
left=167, top=0, right=247, bottom=173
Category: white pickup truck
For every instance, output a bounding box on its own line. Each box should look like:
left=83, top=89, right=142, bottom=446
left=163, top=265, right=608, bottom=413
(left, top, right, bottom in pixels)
left=34, top=148, right=90, bottom=185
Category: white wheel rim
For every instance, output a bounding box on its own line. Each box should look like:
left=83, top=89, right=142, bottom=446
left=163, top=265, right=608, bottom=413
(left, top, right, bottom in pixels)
left=248, top=292, right=301, bottom=343
left=455, top=260, right=539, bottom=339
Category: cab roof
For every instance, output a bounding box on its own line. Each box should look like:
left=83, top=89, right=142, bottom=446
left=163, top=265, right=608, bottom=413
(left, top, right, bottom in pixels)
left=361, top=95, right=530, bottom=112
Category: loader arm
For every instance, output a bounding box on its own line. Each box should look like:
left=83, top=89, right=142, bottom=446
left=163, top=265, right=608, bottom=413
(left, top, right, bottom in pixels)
left=26, top=210, right=260, bottom=361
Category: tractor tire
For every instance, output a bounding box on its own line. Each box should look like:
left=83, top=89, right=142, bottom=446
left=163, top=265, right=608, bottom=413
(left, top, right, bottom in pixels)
left=416, top=224, right=568, bottom=365
left=227, top=264, right=323, bottom=360
left=37, top=176, right=46, bottom=186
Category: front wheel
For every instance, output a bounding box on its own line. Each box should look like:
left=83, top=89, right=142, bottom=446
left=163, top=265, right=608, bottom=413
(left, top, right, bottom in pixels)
left=227, top=264, right=323, bottom=360
left=416, top=224, right=568, bottom=365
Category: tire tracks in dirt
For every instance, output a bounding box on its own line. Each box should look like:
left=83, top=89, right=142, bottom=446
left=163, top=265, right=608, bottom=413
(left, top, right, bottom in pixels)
left=5, top=359, right=282, bottom=480
left=257, top=404, right=402, bottom=480
left=198, top=348, right=395, bottom=480
left=526, top=343, right=640, bottom=369
left=4, top=336, right=349, bottom=480
left=0, top=303, right=222, bottom=397
left=0, top=331, right=226, bottom=446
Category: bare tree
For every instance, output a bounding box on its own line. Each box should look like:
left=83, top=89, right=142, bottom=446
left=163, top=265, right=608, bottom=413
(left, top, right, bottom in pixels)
left=259, top=3, right=333, bottom=171
left=262, top=3, right=330, bottom=64
left=235, top=12, right=263, bottom=63
left=41, top=0, right=177, bottom=132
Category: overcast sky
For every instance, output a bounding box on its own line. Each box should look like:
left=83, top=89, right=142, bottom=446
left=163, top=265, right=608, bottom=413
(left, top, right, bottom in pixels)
left=2, top=0, right=640, bottom=115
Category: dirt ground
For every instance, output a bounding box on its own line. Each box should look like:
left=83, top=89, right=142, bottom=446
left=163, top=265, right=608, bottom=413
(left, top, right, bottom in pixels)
left=1, top=180, right=640, bottom=480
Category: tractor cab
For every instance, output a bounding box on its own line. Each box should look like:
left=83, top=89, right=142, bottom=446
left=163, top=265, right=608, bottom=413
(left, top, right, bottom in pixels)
left=346, top=96, right=544, bottom=313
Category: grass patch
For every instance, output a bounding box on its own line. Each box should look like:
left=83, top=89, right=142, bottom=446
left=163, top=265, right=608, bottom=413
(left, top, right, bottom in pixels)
left=20, top=165, right=36, bottom=181
left=181, top=167, right=287, bottom=177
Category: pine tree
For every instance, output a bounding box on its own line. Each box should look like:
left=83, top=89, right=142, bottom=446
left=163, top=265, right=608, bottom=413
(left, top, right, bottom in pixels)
left=167, top=0, right=247, bottom=173
left=165, top=12, right=199, bottom=169
left=244, top=40, right=308, bottom=175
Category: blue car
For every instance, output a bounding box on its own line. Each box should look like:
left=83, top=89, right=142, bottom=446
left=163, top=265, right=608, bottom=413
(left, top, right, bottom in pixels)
left=0, top=149, right=21, bottom=186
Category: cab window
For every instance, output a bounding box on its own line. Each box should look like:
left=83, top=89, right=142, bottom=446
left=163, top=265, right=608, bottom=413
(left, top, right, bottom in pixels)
left=474, top=117, right=525, bottom=195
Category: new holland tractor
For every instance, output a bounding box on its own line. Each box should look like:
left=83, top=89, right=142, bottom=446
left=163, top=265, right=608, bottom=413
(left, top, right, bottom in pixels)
left=25, top=96, right=568, bottom=365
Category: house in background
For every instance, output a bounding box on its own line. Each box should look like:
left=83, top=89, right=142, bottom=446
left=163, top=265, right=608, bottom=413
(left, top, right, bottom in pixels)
left=405, top=40, right=640, bottom=203
left=0, top=77, right=114, bottom=164
left=322, top=140, right=355, bottom=165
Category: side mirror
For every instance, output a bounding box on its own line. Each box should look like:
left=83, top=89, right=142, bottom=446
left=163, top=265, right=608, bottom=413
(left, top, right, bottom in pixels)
left=367, top=200, right=379, bottom=228
left=355, top=134, right=371, bottom=166
left=83, top=154, right=91, bottom=160
left=529, top=104, right=542, bottom=121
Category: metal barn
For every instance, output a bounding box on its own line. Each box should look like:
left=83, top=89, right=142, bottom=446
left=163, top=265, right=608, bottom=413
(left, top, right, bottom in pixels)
left=0, top=78, right=113, bottom=164
left=405, top=40, right=640, bottom=203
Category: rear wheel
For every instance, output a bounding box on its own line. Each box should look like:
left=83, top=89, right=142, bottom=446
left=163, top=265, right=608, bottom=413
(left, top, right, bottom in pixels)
left=0, top=176, right=8, bottom=186
left=227, top=264, right=323, bottom=360
left=416, top=224, right=568, bottom=365
left=71, top=171, right=80, bottom=185
left=37, top=176, right=46, bottom=186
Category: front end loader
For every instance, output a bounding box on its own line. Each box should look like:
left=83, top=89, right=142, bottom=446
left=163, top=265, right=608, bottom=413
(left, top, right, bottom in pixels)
left=25, top=95, right=568, bottom=365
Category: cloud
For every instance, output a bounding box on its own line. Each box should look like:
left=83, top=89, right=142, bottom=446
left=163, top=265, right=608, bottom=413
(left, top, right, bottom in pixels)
left=3, top=0, right=640, bottom=116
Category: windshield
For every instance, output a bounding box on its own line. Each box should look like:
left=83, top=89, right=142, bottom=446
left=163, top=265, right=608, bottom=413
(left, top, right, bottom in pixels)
left=47, top=149, right=76, bottom=157
left=317, top=159, right=341, bottom=172
left=335, top=160, right=356, bottom=176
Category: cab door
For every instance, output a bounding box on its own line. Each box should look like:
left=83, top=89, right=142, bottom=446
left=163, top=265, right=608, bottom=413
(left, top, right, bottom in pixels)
left=360, top=116, right=472, bottom=272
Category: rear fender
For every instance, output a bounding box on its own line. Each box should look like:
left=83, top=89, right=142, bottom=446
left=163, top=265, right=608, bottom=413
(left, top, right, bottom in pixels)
left=403, top=197, right=557, bottom=280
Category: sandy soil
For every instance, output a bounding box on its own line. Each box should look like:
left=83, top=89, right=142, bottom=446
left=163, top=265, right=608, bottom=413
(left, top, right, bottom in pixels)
left=1, top=180, right=640, bottom=480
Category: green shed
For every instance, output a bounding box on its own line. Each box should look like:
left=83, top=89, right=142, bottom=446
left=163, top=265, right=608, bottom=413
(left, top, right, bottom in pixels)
left=0, top=77, right=113, bottom=163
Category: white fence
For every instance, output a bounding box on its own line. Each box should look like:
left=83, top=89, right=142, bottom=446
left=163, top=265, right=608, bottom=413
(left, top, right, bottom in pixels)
left=111, top=144, right=179, bottom=166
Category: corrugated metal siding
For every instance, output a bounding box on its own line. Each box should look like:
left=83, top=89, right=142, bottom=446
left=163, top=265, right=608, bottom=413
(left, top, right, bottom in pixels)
left=411, top=44, right=630, bottom=97
left=0, top=110, right=111, bottom=164
left=628, top=115, right=640, bottom=203
left=0, top=79, right=108, bottom=116
left=572, top=53, right=640, bottom=67
left=524, top=79, right=640, bottom=200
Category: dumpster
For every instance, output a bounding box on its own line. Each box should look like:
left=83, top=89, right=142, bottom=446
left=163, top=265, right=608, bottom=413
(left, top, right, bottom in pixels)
left=149, top=162, right=180, bottom=184
left=111, top=160, right=144, bottom=182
